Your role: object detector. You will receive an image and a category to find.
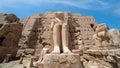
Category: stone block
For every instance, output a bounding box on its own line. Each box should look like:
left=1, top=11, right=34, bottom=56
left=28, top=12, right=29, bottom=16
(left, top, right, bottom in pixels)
left=40, top=53, right=83, bottom=68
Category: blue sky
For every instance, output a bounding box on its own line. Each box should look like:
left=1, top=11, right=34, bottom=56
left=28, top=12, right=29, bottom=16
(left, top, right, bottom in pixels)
left=0, top=0, right=120, bottom=29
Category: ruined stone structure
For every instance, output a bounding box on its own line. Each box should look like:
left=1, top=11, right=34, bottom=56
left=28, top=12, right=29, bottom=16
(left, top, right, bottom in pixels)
left=0, top=12, right=120, bottom=68
left=0, top=14, right=22, bottom=62
left=18, top=12, right=97, bottom=55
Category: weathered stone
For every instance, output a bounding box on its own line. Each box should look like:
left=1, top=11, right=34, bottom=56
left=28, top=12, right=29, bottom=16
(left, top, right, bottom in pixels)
left=83, top=54, right=114, bottom=68
left=85, top=49, right=120, bottom=56
left=40, top=54, right=83, bottom=68
left=108, top=29, right=120, bottom=46
left=0, top=14, right=22, bottom=62
left=29, top=56, right=34, bottom=67
left=106, top=56, right=116, bottom=63
left=5, top=14, right=19, bottom=23
left=19, top=53, right=24, bottom=64
left=0, top=12, right=120, bottom=68
left=18, top=12, right=97, bottom=57
left=2, top=54, right=11, bottom=63
left=51, top=12, right=71, bottom=54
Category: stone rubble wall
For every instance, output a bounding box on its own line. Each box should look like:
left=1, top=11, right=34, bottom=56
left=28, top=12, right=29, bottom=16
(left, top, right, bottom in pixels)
left=0, top=14, right=22, bottom=62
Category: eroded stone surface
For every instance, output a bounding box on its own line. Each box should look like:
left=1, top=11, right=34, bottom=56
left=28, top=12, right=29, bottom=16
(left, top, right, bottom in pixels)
left=39, top=54, right=83, bottom=68
left=0, top=14, right=22, bottom=62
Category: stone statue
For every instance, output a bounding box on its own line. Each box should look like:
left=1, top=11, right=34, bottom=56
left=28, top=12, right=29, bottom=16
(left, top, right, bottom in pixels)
left=93, top=24, right=112, bottom=46
left=50, top=12, right=71, bottom=53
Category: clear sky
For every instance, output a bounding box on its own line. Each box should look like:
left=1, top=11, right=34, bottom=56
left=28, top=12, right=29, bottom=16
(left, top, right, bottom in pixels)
left=0, top=0, right=120, bottom=30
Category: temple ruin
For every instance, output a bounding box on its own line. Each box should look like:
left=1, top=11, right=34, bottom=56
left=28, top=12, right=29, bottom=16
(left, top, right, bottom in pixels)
left=18, top=12, right=97, bottom=54
left=0, top=12, right=120, bottom=68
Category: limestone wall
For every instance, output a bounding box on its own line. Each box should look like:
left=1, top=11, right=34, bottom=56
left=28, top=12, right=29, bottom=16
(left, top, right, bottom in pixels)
left=17, top=12, right=98, bottom=56
left=0, top=14, right=22, bottom=62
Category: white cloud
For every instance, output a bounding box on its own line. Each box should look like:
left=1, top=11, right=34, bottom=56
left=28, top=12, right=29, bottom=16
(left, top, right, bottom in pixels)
left=0, top=0, right=120, bottom=15
left=45, top=0, right=109, bottom=10
left=0, top=0, right=110, bottom=10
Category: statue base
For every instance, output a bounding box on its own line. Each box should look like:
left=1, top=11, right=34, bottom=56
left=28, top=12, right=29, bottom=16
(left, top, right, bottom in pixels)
left=39, top=53, right=83, bottom=68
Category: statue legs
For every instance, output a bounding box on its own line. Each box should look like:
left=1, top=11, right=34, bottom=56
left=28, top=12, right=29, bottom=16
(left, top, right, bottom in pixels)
left=52, top=23, right=71, bottom=54
left=62, top=23, right=71, bottom=53
left=52, top=23, right=61, bottom=54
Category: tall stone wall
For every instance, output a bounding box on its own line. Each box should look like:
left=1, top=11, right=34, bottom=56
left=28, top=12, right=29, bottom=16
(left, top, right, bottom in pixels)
left=17, top=12, right=98, bottom=56
left=0, top=12, right=98, bottom=60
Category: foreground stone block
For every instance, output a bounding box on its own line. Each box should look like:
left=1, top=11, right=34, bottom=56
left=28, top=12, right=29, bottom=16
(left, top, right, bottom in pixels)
left=40, top=53, right=83, bottom=68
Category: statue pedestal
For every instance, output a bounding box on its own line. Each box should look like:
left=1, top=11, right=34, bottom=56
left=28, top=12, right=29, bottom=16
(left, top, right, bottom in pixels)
left=40, top=53, right=83, bottom=68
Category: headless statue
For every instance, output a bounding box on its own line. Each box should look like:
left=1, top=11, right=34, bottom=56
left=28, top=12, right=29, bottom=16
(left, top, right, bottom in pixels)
left=50, top=12, right=71, bottom=54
